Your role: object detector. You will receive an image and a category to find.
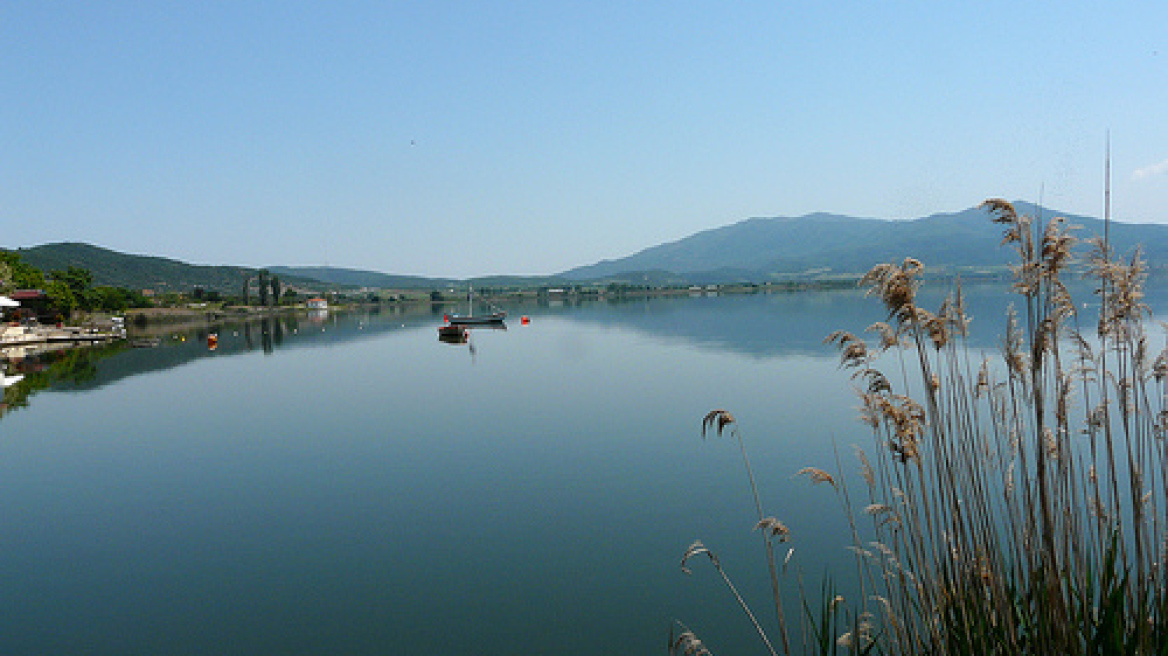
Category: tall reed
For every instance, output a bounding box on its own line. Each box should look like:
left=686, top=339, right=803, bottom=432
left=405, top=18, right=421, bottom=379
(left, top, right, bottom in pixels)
left=675, top=199, right=1168, bottom=655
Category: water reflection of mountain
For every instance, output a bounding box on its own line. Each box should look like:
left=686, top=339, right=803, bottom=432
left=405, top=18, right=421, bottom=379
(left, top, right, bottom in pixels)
left=550, top=282, right=1168, bottom=359
left=1, top=307, right=442, bottom=420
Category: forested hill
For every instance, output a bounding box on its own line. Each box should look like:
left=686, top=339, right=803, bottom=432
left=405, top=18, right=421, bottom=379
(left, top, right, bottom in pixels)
left=561, top=202, right=1168, bottom=283
left=9, top=243, right=480, bottom=293
left=12, top=242, right=298, bottom=294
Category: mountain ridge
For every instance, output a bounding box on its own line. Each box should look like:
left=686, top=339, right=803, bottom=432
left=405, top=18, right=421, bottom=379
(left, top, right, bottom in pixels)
left=562, top=202, right=1168, bottom=282
left=10, top=242, right=281, bottom=294
left=266, top=266, right=455, bottom=290
left=8, top=202, right=1167, bottom=290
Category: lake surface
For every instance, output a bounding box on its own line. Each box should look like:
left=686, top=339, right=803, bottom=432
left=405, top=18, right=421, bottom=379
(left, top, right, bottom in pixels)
left=3, top=284, right=1166, bottom=655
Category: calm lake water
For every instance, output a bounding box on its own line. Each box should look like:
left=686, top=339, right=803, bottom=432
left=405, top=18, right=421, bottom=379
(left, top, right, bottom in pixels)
left=3, top=283, right=1167, bottom=655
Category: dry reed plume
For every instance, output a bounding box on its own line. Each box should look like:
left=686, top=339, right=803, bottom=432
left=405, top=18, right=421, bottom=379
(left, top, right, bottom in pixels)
left=674, top=199, right=1168, bottom=655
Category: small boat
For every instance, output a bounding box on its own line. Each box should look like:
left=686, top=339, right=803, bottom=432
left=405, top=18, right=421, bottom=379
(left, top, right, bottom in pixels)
left=446, top=312, right=506, bottom=326
left=446, top=285, right=506, bottom=326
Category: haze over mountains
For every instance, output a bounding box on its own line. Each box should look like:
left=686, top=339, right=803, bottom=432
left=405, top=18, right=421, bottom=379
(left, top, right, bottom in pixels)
left=10, top=202, right=1168, bottom=291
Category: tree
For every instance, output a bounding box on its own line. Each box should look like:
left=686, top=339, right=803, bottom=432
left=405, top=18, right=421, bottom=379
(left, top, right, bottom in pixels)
left=93, top=286, right=130, bottom=312
left=241, top=276, right=250, bottom=305
left=44, top=279, right=76, bottom=318
left=270, top=275, right=281, bottom=306
left=257, top=269, right=270, bottom=307
left=91, top=286, right=150, bottom=312
left=50, top=266, right=97, bottom=311
left=0, top=250, right=46, bottom=291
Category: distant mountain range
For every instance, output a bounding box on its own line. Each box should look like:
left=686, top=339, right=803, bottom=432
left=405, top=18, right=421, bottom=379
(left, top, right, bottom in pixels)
left=8, top=202, right=1167, bottom=292
left=561, top=202, right=1168, bottom=283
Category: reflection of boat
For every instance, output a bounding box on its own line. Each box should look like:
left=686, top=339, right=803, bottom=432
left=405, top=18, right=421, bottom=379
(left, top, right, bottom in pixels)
left=437, top=325, right=468, bottom=342
left=446, top=286, right=506, bottom=326
left=1, top=362, right=23, bottom=388
left=437, top=325, right=469, bottom=344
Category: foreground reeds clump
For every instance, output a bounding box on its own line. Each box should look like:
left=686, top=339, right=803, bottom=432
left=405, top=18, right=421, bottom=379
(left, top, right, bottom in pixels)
left=676, top=199, right=1168, bottom=655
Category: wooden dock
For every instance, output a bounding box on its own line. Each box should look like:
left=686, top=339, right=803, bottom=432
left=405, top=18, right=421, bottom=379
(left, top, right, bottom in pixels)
left=1, top=325, right=126, bottom=349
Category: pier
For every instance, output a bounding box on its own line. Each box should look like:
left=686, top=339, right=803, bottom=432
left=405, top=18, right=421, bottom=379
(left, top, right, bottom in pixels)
left=1, top=324, right=126, bottom=349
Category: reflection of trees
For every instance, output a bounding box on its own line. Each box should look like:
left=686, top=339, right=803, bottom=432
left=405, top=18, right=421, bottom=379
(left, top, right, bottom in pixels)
left=261, top=317, right=274, bottom=354
left=0, top=377, right=36, bottom=415
left=2, top=307, right=449, bottom=420
left=56, top=350, right=100, bottom=384
left=251, top=317, right=289, bottom=354
left=2, top=343, right=127, bottom=420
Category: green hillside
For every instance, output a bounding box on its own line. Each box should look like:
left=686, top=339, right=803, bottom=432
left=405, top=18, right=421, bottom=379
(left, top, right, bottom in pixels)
left=13, top=243, right=314, bottom=294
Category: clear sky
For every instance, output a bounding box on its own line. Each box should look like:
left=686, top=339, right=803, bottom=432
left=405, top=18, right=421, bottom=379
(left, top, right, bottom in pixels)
left=2, top=2, right=1165, bottom=278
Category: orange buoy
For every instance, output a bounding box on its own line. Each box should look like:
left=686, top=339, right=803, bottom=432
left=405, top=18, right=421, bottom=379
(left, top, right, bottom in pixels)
left=521, top=316, right=530, bottom=325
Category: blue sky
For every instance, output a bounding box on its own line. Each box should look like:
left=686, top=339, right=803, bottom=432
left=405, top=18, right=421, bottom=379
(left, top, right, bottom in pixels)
left=2, top=2, right=1165, bottom=278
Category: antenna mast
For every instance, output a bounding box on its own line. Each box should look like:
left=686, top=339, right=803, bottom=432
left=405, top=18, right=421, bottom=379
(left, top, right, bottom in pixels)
left=1105, top=131, right=1111, bottom=247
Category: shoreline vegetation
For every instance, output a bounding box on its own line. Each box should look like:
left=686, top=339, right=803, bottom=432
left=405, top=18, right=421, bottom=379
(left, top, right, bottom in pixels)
left=4, top=275, right=874, bottom=347
left=0, top=267, right=1108, bottom=348
left=103, top=278, right=871, bottom=333
left=677, top=199, right=1168, bottom=655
